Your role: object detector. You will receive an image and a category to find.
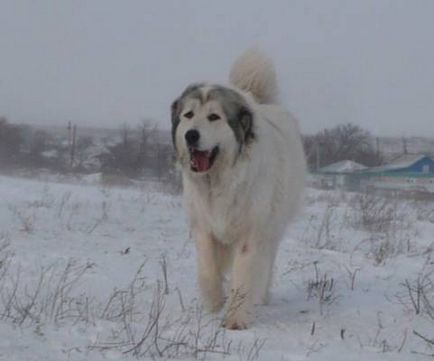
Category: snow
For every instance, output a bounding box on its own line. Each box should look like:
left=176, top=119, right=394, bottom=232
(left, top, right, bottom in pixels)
left=0, top=176, right=433, bottom=360
left=41, top=149, right=59, bottom=159
left=318, top=160, right=367, bottom=173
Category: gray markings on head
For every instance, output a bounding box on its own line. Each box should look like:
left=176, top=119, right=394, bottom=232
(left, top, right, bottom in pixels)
left=170, top=83, right=255, bottom=152
left=170, top=83, right=205, bottom=149
left=206, top=86, right=255, bottom=147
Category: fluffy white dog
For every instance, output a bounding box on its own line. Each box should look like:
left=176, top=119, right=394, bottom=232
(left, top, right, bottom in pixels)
left=171, top=49, right=306, bottom=329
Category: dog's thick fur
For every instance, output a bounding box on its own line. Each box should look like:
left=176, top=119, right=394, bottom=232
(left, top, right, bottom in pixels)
left=171, top=49, right=306, bottom=329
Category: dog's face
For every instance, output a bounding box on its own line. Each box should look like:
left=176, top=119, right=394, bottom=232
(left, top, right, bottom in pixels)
left=171, top=84, right=254, bottom=175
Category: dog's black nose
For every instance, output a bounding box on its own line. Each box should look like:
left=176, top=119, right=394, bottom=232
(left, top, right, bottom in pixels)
left=185, top=129, right=200, bottom=146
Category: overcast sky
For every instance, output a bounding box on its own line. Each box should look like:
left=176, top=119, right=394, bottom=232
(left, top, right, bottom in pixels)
left=0, top=0, right=433, bottom=136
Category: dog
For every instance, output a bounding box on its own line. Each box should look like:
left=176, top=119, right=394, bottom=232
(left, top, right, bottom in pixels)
left=170, top=49, right=306, bottom=329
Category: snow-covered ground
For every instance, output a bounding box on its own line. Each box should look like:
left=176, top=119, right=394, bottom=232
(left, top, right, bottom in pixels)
left=0, top=175, right=433, bottom=360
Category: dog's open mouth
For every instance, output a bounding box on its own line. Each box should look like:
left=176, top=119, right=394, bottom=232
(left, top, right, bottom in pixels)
left=190, top=146, right=219, bottom=173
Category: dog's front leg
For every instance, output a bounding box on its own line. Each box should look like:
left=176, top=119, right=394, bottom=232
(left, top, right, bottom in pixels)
left=195, top=228, right=225, bottom=313
left=224, top=239, right=257, bottom=330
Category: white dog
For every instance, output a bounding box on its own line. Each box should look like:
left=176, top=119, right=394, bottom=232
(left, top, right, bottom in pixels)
left=171, top=49, right=306, bottom=329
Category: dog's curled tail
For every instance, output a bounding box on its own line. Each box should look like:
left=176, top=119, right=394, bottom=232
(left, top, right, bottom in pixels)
left=229, top=48, right=278, bottom=104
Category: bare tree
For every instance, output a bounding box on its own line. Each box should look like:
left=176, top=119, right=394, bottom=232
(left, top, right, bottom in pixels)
left=304, top=123, right=382, bottom=169
left=0, top=117, right=23, bottom=165
left=136, top=120, right=157, bottom=168
left=100, top=121, right=167, bottom=178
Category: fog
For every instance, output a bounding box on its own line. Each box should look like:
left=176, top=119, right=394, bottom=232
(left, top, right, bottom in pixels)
left=1, top=0, right=433, bottom=136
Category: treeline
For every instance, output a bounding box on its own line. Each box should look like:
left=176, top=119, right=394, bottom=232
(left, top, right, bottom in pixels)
left=98, top=123, right=174, bottom=179
left=0, top=117, right=58, bottom=169
left=303, top=123, right=383, bottom=170
left=1, top=116, right=383, bottom=177
left=0, top=117, right=174, bottom=180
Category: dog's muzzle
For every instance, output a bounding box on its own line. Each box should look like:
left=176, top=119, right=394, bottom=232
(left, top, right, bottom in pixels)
left=190, top=146, right=219, bottom=173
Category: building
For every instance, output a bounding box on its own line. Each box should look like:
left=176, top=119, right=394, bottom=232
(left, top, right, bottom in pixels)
left=312, top=160, right=367, bottom=190
left=366, top=154, right=434, bottom=176
left=310, top=154, right=434, bottom=194
left=360, top=154, right=434, bottom=193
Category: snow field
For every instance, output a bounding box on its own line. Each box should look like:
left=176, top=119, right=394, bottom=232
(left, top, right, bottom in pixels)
left=0, top=176, right=433, bottom=360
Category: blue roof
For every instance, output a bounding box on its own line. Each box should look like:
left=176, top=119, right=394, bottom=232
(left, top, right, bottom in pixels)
left=367, top=154, right=431, bottom=173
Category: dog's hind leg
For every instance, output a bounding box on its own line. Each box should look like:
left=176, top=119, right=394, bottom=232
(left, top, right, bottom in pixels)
left=195, top=228, right=225, bottom=313
left=256, top=241, right=279, bottom=305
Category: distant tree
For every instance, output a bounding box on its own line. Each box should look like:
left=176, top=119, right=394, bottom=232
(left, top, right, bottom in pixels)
left=303, top=123, right=383, bottom=170
left=29, top=130, right=49, bottom=157
left=73, top=136, right=94, bottom=170
left=0, top=117, right=24, bottom=165
left=136, top=120, right=157, bottom=168
left=99, top=121, right=174, bottom=179
left=100, top=124, right=141, bottom=176
left=76, top=136, right=93, bottom=150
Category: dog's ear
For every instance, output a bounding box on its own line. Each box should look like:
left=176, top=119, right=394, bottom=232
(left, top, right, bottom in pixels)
left=172, top=83, right=203, bottom=123
left=239, top=107, right=254, bottom=142
left=171, top=99, right=180, bottom=124
left=170, top=99, right=182, bottom=148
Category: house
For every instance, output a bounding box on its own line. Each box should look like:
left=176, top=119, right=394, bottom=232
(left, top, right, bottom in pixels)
left=367, top=154, right=434, bottom=175
left=360, top=154, right=434, bottom=193
left=312, top=160, right=367, bottom=190
left=310, top=155, right=434, bottom=194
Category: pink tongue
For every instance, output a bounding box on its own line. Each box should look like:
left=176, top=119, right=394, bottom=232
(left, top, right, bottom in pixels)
left=193, top=151, right=210, bottom=172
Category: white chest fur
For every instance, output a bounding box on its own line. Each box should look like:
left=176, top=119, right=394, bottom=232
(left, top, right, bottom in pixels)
left=184, top=171, right=251, bottom=245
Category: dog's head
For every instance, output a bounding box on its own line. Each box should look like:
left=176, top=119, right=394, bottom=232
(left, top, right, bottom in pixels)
left=171, top=84, right=254, bottom=175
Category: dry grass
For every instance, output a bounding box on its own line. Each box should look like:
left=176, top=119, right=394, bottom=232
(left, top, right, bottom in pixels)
left=0, top=243, right=265, bottom=360
left=306, top=262, right=338, bottom=316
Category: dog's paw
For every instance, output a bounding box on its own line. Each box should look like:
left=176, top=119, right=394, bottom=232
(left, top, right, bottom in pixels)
left=222, top=317, right=248, bottom=330
left=222, top=311, right=249, bottom=330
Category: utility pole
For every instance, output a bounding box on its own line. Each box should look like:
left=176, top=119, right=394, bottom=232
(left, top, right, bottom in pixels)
left=315, top=141, right=321, bottom=171
left=376, top=137, right=381, bottom=164
left=402, top=136, right=408, bottom=154
left=67, top=121, right=72, bottom=150
left=156, top=130, right=161, bottom=181
left=70, top=123, right=77, bottom=169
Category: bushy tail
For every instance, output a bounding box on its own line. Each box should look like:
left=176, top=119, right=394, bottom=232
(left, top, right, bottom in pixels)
left=229, top=48, right=278, bottom=104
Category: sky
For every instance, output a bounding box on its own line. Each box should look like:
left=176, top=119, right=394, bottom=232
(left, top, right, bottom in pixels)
left=0, top=0, right=433, bottom=136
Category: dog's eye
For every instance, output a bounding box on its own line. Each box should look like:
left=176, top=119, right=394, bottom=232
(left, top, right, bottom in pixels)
left=184, top=111, right=194, bottom=119
left=207, top=113, right=220, bottom=121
